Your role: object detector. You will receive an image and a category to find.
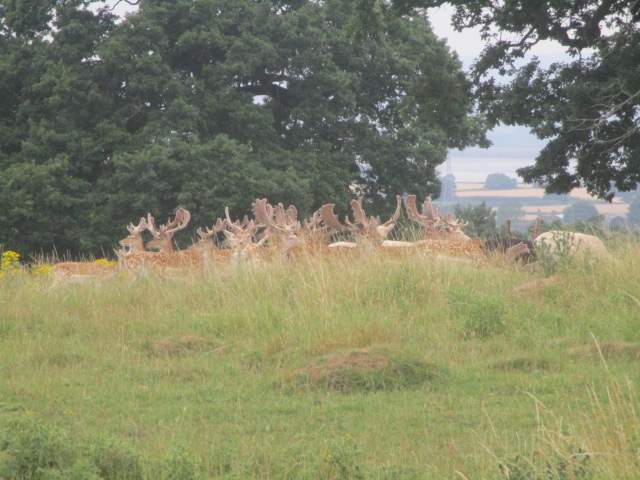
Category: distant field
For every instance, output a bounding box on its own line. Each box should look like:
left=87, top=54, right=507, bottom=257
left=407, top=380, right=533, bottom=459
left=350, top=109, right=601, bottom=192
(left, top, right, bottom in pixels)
left=2, top=243, right=640, bottom=478
left=456, top=182, right=623, bottom=201
left=456, top=182, right=629, bottom=220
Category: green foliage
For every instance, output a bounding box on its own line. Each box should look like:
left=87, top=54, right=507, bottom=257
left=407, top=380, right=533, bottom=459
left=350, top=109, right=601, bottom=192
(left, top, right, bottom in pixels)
left=563, top=202, right=600, bottom=224
left=455, top=202, right=497, bottom=239
left=484, top=173, right=518, bottom=190
left=0, top=0, right=485, bottom=256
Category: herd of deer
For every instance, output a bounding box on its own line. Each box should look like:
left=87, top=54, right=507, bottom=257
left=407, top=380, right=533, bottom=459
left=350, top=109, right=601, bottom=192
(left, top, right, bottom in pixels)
left=51, top=194, right=611, bottom=282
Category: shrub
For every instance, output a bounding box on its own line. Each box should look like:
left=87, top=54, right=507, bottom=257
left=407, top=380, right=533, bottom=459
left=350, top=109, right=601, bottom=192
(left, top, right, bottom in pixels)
left=455, top=202, right=497, bottom=239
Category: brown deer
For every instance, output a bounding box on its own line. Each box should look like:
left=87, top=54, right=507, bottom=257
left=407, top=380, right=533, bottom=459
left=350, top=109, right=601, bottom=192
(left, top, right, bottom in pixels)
left=403, top=195, right=469, bottom=241
left=145, top=208, right=191, bottom=252
left=221, top=207, right=268, bottom=260
left=319, top=195, right=402, bottom=248
left=118, top=217, right=148, bottom=253
left=118, top=208, right=203, bottom=271
left=253, top=198, right=306, bottom=256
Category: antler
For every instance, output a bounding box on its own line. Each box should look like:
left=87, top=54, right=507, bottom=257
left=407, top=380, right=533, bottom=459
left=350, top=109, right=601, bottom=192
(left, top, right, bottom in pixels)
left=196, top=218, right=226, bottom=241
left=350, top=198, right=370, bottom=228
left=404, top=195, right=433, bottom=226
left=145, top=208, right=192, bottom=252
left=383, top=195, right=402, bottom=226
left=404, top=194, right=468, bottom=239
left=165, top=208, right=191, bottom=236
left=127, top=217, right=148, bottom=235
left=319, top=204, right=348, bottom=232
left=253, top=199, right=274, bottom=227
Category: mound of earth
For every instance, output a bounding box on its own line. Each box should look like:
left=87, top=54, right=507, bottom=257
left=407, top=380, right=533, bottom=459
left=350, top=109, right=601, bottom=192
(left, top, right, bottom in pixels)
left=290, top=349, right=445, bottom=393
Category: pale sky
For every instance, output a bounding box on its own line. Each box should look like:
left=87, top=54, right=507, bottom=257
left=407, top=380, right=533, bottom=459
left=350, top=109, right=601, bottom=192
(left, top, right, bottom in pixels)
left=428, top=5, right=569, bottom=182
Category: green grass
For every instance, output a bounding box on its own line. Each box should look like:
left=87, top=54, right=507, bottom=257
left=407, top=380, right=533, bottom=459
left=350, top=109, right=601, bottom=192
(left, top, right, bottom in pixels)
left=1, top=243, right=640, bottom=479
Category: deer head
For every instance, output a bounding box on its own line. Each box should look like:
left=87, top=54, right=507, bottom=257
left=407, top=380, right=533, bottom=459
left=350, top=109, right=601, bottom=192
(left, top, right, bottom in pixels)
left=220, top=207, right=261, bottom=252
left=404, top=194, right=469, bottom=241
left=146, top=208, right=191, bottom=252
left=119, top=217, right=148, bottom=252
left=319, top=195, right=401, bottom=243
left=253, top=198, right=305, bottom=254
left=191, top=218, right=226, bottom=251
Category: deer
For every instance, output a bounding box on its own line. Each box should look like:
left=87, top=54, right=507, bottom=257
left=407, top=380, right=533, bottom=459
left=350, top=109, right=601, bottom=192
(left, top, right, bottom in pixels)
left=118, top=217, right=148, bottom=253
left=145, top=207, right=191, bottom=253
left=191, top=218, right=230, bottom=262
left=221, top=207, right=268, bottom=261
left=403, top=195, right=470, bottom=241
left=482, top=220, right=535, bottom=263
left=51, top=217, right=152, bottom=284
left=51, top=259, right=118, bottom=285
left=319, top=195, right=402, bottom=249
left=252, top=198, right=308, bottom=257
left=118, top=208, right=203, bottom=271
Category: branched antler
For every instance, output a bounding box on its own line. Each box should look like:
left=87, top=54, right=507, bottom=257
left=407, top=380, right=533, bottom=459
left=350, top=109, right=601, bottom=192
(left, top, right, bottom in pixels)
left=146, top=208, right=191, bottom=252
left=404, top=195, right=467, bottom=239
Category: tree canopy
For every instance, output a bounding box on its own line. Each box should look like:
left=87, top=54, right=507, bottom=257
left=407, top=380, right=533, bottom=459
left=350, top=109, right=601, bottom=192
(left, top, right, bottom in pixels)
left=563, top=201, right=600, bottom=224
left=0, top=0, right=485, bottom=255
left=484, top=173, right=517, bottom=190
left=378, top=0, right=640, bottom=200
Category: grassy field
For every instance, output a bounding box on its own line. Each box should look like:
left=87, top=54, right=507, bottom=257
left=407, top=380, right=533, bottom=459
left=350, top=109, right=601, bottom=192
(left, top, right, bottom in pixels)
left=1, top=242, right=640, bottom=479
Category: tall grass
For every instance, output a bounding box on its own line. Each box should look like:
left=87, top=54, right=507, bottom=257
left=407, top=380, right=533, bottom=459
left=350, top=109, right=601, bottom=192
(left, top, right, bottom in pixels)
left=1, top=242, right=640, bottom=478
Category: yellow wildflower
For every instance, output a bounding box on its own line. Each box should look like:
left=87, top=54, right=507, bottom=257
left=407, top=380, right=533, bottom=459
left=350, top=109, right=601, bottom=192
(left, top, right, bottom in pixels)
left=31, top=264, right=53, bottom=275
left=1, top=250, right=21, bottom=272
left=95, top=258, right=117, bottom=267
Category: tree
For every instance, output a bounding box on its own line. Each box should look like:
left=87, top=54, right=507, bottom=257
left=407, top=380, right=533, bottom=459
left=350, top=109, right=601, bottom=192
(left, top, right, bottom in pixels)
left=454, top=202, right=496, bottom=239
left=376, top=1, right=640, bottom=200
left=563, top=202, right=600, bottom=224
left=496, top=202, right=524, bottom=228
left=0, top=0, right=486, bottom=255
left=629, top=197, right=640, bottom=227
left=484, top=173, right=517, bottom=190
left=439, top=174, right=457, bottom=201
